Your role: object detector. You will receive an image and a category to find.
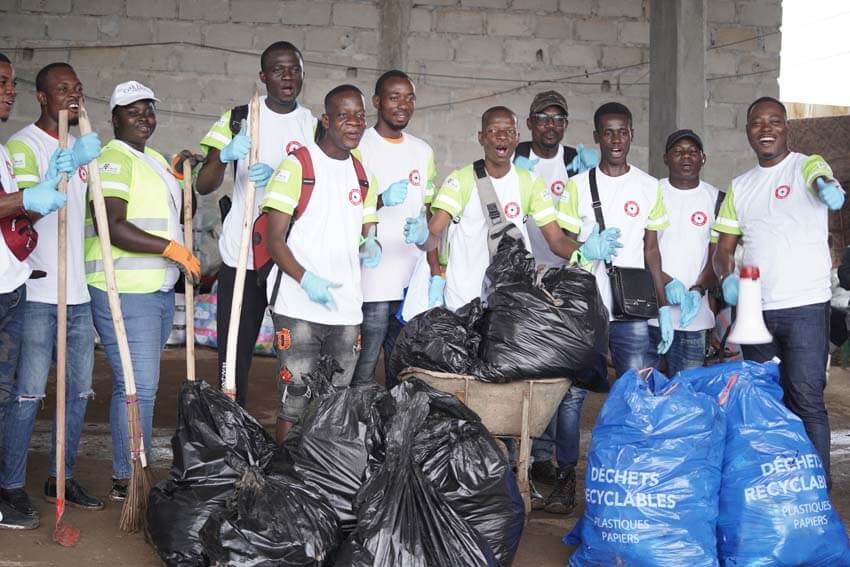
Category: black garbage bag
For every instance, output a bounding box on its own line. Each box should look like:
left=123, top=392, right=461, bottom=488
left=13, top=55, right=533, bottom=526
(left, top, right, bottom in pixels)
left=389, top=298, right=492, bottom=378
left=478, top=235, right=609, bottom=391
left=148, top=481, right=232, bottom=567
left=148, top=380, right=278, bottom=567
left=268, top=356, right=386, bottom=536
left=391, top=379, right=524, bottom=566
left=336, top=391, right=497, bottom=567
left=200, top=467, right=341, bottom=566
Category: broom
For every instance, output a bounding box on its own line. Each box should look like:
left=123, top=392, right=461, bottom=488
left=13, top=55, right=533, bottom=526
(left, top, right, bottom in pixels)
left=222, top=87, right=260, bottom=400
left=78, top=108, right=150, bottom=533
left=182, top=157, right=196, bottom=382
left=52, top=109, right=80, bottom=547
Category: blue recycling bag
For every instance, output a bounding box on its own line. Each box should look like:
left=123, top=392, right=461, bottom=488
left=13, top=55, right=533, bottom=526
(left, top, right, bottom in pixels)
left=568, top=368, right=724, bottom=567
left=679, top=361, right=850, bottom=566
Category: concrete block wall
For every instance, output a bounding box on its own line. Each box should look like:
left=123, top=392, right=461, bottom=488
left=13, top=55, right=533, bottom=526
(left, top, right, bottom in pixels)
left=0, top=0, right=779, bottom=190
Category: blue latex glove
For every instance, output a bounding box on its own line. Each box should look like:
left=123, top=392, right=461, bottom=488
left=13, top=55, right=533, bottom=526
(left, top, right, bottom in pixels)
left=22, top=150, right=65, bottom=215
left=382, top=179, right=409, bottom=207
left=816, top=177, right=845, bottom=210
left=567, top=143, right=599, bottom=174
left=679, top=290, right=702, bottom=328
left=657, top=305, right=674, bottom=355
left=55, top=132, right=102, bottom=174
left=403, top=212, right=430, bottom=245
left=664, top=279, right=687, bottom=305
left=359, top=235, right=382, bottom=268
left=219, top=122, right=251, bottom=163
left=300, top=271, right=341, bottom=311
left=722, top=274, right=739, bottom=306
left=579, top=223, right=623, bottom=262
left=514, top=155, right=539, bottom=172
left=428, top=274, right=446, bottom=308
left=248, top=162, right=274, bottom=189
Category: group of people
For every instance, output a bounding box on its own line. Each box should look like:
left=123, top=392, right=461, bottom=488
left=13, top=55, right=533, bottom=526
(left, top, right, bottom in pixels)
left=0, top=39, right=842, bottom=530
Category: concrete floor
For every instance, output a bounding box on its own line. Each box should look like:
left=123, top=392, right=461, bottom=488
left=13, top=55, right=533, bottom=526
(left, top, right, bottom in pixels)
left=3, top=347, right=850, bottom=566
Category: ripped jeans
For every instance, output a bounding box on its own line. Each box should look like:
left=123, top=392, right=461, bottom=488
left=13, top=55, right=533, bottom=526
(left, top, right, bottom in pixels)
left=271, top=313, right=360, bottom=423
left=0, top=301, right=95, bottom=489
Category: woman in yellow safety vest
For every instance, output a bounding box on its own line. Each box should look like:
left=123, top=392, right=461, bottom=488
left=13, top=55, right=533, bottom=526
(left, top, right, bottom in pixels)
left=84, top=81, right=200, bottom=501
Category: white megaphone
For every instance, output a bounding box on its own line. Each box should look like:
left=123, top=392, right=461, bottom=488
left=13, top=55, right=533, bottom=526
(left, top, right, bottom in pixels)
left=728, top=265, right=773, bottom=345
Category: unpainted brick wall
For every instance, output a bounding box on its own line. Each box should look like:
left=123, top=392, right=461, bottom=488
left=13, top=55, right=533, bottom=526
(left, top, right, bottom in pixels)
left=0, top=0, right=779, bottom=190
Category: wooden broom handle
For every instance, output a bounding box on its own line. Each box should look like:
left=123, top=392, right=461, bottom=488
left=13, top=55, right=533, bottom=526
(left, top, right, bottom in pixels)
left=182, top=158, right=195, bottom=381
left=223, top=87, right=260, bottom=397
left=78, top=108, right=146, bottom=464
left=56, top=110, right=69, bottom=501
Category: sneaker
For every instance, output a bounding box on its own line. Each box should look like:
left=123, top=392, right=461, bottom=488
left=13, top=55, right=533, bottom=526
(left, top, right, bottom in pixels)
left=44, top=478, right=104, bottom=511
left=0, top=500, right=39, bottom=530
left=108, top=480, right=128, bottom=502
left=0, top=488, right=38, bottom=519
left=544, top=466, right=577, bottom=515
left=530, top=460, right=559, bottom=485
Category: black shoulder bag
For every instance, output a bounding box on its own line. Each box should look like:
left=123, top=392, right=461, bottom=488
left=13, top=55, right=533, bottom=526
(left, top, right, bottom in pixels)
left=588, top=168, right=659, bottom=320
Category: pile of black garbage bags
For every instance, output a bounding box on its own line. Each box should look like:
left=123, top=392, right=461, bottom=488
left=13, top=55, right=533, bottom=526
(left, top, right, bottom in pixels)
left=391, top=235, right=610, bottom=392
left=147, top=356, right=525, bottom=567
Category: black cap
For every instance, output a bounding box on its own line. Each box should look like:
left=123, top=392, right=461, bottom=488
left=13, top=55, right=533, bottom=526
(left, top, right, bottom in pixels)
left=530, top=90, right=568, bottom=115
left=665, top=129, right=703, bottom=153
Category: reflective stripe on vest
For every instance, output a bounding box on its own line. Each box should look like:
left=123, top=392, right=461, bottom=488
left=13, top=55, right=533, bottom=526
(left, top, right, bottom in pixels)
left=85, top=140, right=174, bottom=294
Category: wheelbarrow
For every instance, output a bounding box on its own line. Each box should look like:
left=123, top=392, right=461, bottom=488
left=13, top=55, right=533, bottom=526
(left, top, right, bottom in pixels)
left=397, top=367, right=572, bottom=515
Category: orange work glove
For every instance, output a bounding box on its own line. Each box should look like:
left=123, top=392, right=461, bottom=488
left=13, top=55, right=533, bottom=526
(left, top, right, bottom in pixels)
left=162, top=240, right=201, bottom=285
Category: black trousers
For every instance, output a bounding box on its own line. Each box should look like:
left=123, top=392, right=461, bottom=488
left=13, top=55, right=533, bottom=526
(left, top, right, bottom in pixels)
left=216, top=264, right=267, bottom=407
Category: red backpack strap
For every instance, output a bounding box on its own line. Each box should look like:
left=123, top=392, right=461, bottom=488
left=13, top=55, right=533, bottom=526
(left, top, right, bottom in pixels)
left=289, top=145, right=316, bottom=220
left=350, top=154, right=370, bottom=201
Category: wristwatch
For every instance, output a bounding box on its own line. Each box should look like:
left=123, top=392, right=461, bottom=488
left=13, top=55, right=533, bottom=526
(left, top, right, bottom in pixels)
left=689, top=284, right=706, bottom=297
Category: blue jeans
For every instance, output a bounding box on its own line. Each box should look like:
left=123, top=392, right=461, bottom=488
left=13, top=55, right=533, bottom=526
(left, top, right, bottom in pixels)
left=90, top=287, right=174, bottom=480
left=647, top=327, right=706, bottom=377
left=532, top=386, right=588, bottom=468
left=351, top=300, right=403, bottom=389
left=1, top=302, right=94, bottom=488
left=609, top=320, right=653, bottom=376
left=0, top=285, right=26, bottom=455
left=741, top=301, right=831, bottom=479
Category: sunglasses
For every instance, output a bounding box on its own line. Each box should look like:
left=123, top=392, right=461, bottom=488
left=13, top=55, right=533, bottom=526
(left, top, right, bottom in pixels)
left=531, top=113, right=568, bottom=126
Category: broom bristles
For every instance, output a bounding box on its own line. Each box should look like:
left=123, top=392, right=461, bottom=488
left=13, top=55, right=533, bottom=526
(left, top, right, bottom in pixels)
left=119, top=395, right=150, bottom=533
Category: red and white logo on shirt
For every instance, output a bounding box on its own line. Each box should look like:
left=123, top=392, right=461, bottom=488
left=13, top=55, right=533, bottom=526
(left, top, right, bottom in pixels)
left=504, top=201, right=520, bottom=219
left=624, top=200, right=640, bottom=217
left=348, top=188, right=364, bottom=206
left=774, top=185, right=791, bottom=200
left=408, top=169, right=421, bottom=186
left=551, top=180, right=565, bottom=196
left=285, top=140, right=303, bottom=155
left=690, top=211, right=708, bottom=227
left=78, top=166, right=87, bottom=183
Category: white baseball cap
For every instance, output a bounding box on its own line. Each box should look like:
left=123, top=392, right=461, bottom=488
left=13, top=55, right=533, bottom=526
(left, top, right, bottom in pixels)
left=109, top=81, right=159, bottom=111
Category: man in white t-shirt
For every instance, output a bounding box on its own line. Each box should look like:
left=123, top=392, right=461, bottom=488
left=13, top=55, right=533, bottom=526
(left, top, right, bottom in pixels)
left=350, top=70, right=437, bottom=389
left=713, top=96, right=843, bottom=482
left=0, top=53, right=69, bottom=531
left=196, top=41, right=317, bottom=407
left=262, top=85, right=380, bottom=443
left=647, top=129, right=720, bottom=376
left=0, top=62, right=105, bottom=525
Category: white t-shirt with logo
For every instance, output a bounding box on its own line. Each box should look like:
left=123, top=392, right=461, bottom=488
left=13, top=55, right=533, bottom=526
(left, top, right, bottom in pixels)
left=7, top=124, right=89, bottom=305
left=559, top=165, right=669, bottom=321
left=713, top=152, right=832, bottom=311
left=526, top=145, right=571, bottom=269
left=0, top=145, right=31, bottom=293
left=648, top=179, right=720, bottom=332
left=200, top=99, right=317, bottom=268
left=261, top=144, right=379, bottom=326
left=356, top=127, right=436, bottom=302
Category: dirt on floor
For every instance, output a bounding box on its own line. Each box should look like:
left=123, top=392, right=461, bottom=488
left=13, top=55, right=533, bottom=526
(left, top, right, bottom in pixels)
left=3, top=346, right=850, bottom=566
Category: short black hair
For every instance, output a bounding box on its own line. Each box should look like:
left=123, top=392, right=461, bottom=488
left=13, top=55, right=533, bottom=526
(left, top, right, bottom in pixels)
left=746, top=96, right=786, bottom=121
left=0, top=53, right=10, bottom=65
left=260, top=41, right=302, bottom=73
left=35, top=62, right=74, bottom=93
left=594, top=102, right=632, bottom=131
left=324, top=84, right=364, bottom=113
left=481, top=106, right=516, bottom=129
left=374, top=69, right=411, bottom=97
